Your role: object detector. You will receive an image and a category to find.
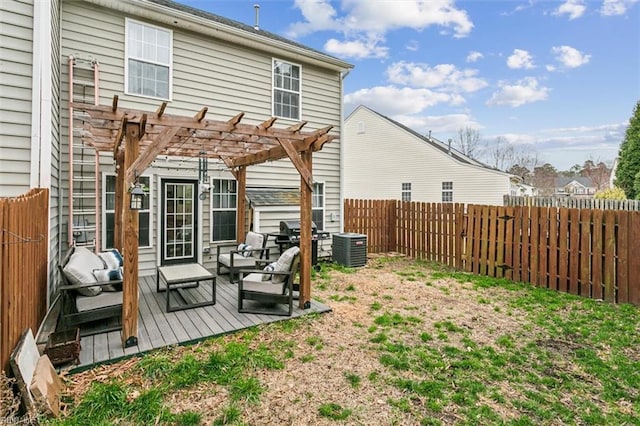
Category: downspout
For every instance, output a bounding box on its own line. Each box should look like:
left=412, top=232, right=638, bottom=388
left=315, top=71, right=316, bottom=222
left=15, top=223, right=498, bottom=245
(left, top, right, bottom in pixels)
left=93, top=60, right=101, bottom=251
left=31, top=0, right=53, bottom=305
left=339, top=68, right=351, bottom=232
left=68, top=55, right=75, bottom=247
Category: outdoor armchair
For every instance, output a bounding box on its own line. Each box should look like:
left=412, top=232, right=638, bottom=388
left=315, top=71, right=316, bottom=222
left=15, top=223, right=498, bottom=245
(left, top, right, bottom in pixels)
left=216, top=231, right=270, bottom=283
left=237, top=246, right=300, bottom=316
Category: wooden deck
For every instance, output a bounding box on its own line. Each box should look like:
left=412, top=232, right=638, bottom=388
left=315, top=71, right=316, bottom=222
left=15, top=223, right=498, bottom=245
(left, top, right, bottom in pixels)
left=73, top=274, right=331, bottom=369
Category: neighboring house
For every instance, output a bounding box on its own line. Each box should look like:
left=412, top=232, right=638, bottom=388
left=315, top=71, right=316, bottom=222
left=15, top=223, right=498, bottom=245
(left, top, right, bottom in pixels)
left=510, top=177, right=537, bottom=197
left=554, top=177, right=597, bottom=198
left=344, top=106, right=513, bottom=206
left=0, top=0, right=352, bottom=294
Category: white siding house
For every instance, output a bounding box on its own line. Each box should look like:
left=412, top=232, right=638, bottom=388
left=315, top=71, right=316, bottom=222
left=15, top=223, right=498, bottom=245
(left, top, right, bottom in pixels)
left=344, top=106, right=513, bottom=206
left=1, top=0, right=352, bottom=287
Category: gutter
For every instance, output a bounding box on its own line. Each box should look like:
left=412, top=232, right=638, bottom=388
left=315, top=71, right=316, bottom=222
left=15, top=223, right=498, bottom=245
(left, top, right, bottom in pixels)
left=83, top=0, right=353, bottom=72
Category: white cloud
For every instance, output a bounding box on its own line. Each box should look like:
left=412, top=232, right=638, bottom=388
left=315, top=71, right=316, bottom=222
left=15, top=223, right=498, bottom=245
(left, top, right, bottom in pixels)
left=386, top=61, right=488, bottom=93
left=466, top=51, right=484, bottom=63
left=324, top=36, right=389, bottom=59
left=289, top=0, right=473, bottom=37
left=288, top=0, right=474, bottom=57
left=406, top=40, right=420, bottom=51
left=287, top=0, right=341, bottom=36
left=345, top=86, right=464, bottom=116
left=553, top=0, right=587, bottom=19
left=507, top=49, right=535, bottom=69
left=551, top=45, right=591, bottom=68
left=600, top=0, right=639, bottom=16
left=487, top=77, right=550, bottom=107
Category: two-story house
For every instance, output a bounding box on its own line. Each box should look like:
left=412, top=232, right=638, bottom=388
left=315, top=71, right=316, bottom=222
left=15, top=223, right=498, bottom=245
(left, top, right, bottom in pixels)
left=1, top=0, right=352, bottom=293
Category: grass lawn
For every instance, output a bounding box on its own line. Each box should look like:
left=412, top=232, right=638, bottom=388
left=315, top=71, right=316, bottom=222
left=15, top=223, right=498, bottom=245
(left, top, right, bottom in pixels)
left=49, top=256, right=639, bottom=425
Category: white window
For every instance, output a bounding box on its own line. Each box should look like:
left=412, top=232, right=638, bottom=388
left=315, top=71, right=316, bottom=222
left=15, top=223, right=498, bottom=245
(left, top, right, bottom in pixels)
left=401, top=182, right=411, bottom=202
left=442, top=181, right=453, bottom=203
left=211, top=179, right=237, bottom=242
left=103, top=174, right=152, bottom=249
left=273, top=59, right=301, bottom=120
left=312, top=182, right=324, bottom=231
left=357, top=121, right=365, bottom=134
left=125, top=19, right=172, bottom=100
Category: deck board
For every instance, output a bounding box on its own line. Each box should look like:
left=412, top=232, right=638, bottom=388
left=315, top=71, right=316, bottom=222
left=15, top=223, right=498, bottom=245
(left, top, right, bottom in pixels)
left=69, top=272, right=331, bottom=369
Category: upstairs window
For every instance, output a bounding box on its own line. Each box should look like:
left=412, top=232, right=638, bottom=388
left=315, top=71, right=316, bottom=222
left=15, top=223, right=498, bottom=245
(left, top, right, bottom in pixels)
left=401, top=183, right=411, bottom=202
left=125, top=19, right=172, bottom=100
left=442, top=181, right=453, bottom=203
left=273, top=59, right=301, bottom=120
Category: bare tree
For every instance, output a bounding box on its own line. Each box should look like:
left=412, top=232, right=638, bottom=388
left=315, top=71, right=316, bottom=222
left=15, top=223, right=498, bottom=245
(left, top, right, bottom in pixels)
left=487, top=136, right=514, bottom=170
left=453, top=127, right=482, bottom=159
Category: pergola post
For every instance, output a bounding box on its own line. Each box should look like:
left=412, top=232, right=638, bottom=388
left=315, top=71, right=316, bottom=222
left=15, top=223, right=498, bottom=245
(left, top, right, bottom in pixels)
left=299, top=149, right=312, bottom=309
left=236, top=166, right=247, bottom=243
left=121, top=121, right=141, bottom=347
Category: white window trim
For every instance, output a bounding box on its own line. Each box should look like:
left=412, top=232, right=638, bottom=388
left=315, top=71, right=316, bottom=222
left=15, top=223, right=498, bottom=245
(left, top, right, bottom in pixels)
left=442, top=181, right=454, bottom=203
left=102, top=172, right=153, bottom=250
left=210, top=177, right=238, bottom=243
left=313, top=181, right=325, bottom=231
left=271, top=57, right=302, bottom=121
left=401, top=182, right=411, bottom=202
left=124, top=18, right=173, bottom=101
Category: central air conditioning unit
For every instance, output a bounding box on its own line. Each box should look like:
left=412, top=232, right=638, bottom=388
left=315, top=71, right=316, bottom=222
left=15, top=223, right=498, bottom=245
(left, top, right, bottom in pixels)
left=332, top=233, right=367, bottom=267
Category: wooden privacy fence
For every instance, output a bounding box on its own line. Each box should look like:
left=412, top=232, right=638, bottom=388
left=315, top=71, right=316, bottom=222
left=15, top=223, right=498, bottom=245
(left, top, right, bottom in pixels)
left=344, top=199, right=640, bottom=306
left=0, top=188, right=49, bottom=371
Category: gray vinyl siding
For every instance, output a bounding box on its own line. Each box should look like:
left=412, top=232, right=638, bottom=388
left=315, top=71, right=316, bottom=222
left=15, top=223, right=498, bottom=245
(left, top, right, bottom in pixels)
left=61, top=1, right=343, bottom=275
left=49, top=0, right=62, bottom=298
left=344, top=107, right=511, bottom=206
left=0, top=0, right=33, bottom=196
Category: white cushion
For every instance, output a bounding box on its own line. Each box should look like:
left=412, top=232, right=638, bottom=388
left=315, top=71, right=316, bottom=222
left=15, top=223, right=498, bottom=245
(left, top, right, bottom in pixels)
left=63, top=247, right=104, bottom=296
left=245, top=232, right=264, bottom=254
left=272, top=246, right=299, bottom=284
left=76, top=291, right=122, bottom=312
left=242, top=273, right=285, bottom=294
left=218, top=253, right=256, bottom=268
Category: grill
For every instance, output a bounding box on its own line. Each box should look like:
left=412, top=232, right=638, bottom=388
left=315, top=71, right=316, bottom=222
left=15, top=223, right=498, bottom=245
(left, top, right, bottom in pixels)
left=279, top=220, right=317, bottom=241
left=273, top=220, right=330, bottom=265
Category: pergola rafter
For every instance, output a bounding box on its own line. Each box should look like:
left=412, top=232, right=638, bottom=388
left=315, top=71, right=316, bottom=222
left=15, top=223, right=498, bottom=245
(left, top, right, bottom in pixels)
left=72, top=97, right=336, bottom=347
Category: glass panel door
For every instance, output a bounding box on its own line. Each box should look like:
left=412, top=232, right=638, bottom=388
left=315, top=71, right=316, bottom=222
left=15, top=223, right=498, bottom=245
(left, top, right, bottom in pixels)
left=161, top=179, right=197, bottom=265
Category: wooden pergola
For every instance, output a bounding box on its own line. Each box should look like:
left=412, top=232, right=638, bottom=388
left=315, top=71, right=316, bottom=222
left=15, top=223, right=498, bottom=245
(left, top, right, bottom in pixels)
left=72, top=97, right=336, bottom=347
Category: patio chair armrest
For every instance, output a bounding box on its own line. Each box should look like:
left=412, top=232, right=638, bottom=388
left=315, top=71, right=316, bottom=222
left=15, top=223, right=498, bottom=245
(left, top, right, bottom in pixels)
left=216, top=242, right=240, bottom=257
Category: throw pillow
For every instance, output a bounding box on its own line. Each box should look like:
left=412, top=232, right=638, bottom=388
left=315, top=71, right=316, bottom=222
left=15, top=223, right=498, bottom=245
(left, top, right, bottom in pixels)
left=63, top=246, right=104, bottom=296
left=261, top=262, right=277, bottom=281
left=272, top=246, right=300, bottom=284
left=237, top=243, right=253, bottom=258
left=99, top=248, right=123, bottom=269
left=93, top=268, right=123, bottom=292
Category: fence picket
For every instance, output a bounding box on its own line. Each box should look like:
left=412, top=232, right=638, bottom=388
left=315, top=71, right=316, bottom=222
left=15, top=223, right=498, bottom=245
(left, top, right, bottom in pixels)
left=592, top=210, right=604, bottom=300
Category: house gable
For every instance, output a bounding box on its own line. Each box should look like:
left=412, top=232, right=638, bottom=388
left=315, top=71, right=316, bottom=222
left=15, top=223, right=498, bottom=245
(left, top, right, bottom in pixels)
left=344, top=105, right=512, bottom=205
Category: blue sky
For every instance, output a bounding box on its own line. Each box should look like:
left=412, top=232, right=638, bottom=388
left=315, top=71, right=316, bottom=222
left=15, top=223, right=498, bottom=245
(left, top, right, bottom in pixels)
left=177, top=0, right=639, bottom=171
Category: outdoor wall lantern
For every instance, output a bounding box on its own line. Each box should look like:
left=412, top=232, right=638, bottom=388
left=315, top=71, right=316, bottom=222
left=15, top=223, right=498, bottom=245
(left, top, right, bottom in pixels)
left=130, top=183, right=145, bottom=210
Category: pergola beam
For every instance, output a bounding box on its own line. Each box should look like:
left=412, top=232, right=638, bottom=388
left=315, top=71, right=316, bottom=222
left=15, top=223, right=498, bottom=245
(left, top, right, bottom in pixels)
left=277, top=137, right=313, bottom=190
left=126, top=125, right=181, bottom=183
